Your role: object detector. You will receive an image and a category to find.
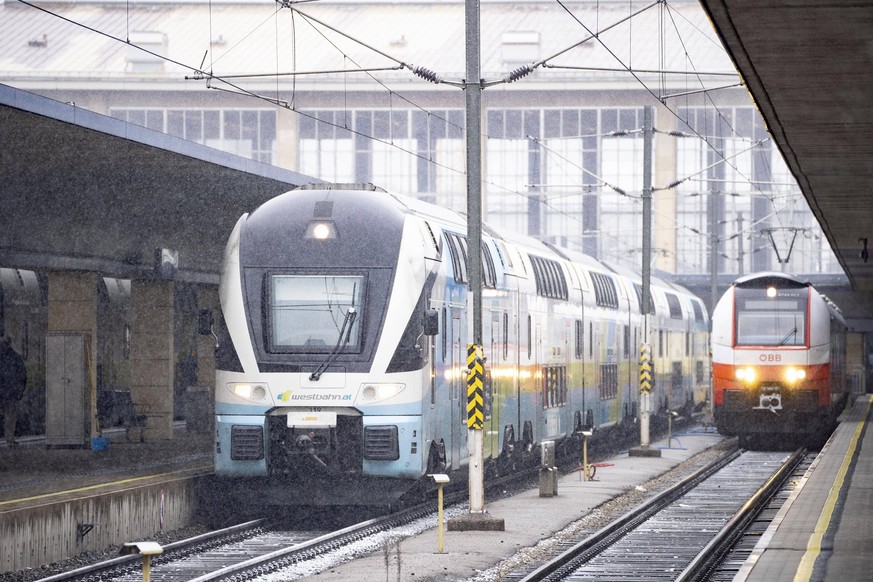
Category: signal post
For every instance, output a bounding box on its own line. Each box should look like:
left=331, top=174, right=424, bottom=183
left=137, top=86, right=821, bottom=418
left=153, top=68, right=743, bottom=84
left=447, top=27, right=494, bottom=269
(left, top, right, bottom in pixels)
left=630, top=107, right=661, bottom=458
left=447, top=0, right=504, bottom=534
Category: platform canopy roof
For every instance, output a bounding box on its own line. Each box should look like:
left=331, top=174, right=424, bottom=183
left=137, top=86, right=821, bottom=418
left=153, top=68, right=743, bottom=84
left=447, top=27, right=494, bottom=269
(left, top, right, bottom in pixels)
left=700, top=0, right=873, bottom=290
left=0, top=84, right=315, bottom=283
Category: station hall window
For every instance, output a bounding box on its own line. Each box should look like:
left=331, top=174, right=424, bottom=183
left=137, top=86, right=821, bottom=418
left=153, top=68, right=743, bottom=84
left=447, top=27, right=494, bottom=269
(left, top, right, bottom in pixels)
left=109, top=108, right=277, bottom=164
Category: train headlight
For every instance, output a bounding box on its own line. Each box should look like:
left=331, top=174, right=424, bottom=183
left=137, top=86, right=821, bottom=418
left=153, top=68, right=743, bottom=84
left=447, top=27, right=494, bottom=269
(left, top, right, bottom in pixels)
left=305, top=221, right=337, bottom=240
left=785, top=367, right=807, bottom=384
left=735, top=367, right=756, bottom=385
left=227, top=383, right=269, bottom=402
left=358, top=383, right=405, bottom=403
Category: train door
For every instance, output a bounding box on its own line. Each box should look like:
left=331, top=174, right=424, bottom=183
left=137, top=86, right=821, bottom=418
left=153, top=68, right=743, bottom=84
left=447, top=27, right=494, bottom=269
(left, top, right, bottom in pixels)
left=449, top=310, right=463, bottom=468
left=593, top=319, right=603, bottom=426
left=671, top=360, right=683, bottom=410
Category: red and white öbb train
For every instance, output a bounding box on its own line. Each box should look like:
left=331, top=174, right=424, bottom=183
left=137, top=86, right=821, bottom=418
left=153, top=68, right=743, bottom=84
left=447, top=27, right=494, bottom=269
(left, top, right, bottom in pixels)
left=711, top=272, right=847, bottom=446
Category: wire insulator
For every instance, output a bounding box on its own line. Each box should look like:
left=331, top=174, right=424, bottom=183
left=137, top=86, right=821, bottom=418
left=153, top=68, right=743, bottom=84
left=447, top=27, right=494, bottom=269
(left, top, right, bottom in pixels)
left=413, top=66, right=441, bottom=84
left=507, top=65, right=534, bottom=83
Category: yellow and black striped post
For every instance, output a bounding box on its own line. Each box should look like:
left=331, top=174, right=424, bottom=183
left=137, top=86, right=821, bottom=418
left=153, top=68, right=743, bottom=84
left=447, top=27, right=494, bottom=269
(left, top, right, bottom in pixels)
left=639, top=343, right=652, bottom=395
left=467, top=344, right=484, bottom=430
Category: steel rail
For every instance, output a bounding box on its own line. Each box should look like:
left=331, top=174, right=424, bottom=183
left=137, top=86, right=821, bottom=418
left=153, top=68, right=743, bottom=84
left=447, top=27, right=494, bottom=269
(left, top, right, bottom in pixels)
left=676, top=448, right=807, bottom=582
left=35, top=520, right=267, bottom=582
left=517, top=446, right=742, bottom=582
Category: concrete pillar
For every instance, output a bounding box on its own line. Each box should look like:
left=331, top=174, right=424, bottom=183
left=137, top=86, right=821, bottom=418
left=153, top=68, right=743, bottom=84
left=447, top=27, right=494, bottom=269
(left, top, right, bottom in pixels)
left=847, top=332, right=865, bottom=395
left=46, top=271, right=99, bottom=440
left=195, top=286, right=218, bottom=389
left=187, top=285, right=218, bottom=433
left=130, top=280, right=174, bottom=440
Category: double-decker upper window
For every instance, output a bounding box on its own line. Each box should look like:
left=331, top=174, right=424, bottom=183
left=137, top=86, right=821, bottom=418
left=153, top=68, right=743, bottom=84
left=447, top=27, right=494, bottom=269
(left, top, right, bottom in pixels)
left=444, top=232, right=496, bottom=288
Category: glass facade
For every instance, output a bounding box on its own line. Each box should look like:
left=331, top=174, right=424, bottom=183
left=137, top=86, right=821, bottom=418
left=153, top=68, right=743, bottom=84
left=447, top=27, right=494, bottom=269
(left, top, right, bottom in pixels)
left=110, top=108, right=277, bottom=164
left=111, top=103, right=836, bottom=278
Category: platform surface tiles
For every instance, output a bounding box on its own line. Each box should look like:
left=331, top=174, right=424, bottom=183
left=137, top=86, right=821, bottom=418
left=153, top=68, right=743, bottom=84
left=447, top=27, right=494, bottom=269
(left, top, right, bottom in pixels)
left=739, top=394, right=873, bottom=582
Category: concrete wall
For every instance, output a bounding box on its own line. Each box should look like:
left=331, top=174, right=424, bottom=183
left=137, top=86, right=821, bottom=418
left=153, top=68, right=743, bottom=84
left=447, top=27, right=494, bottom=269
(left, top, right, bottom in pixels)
left=0, top=476, right=200, bottom=572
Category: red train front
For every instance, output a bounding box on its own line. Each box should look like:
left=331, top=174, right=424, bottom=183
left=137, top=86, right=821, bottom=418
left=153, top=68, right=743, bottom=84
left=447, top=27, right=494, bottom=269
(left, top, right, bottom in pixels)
left=711, top=272, right=847, bottom=446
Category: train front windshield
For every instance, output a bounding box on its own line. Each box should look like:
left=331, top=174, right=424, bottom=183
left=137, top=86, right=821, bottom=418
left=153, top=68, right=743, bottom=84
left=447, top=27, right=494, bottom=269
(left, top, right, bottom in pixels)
left=734, top=287, right=808, bottom=347
left=270, top=274, right=364, bottom=352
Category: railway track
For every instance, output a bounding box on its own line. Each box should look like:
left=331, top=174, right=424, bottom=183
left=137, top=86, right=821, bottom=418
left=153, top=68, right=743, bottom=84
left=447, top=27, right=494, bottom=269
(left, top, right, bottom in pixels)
left=702, top=451, right=814, bottom=581
left=34, top=420, right=701, bottom=582
left=515, top=448, right=806, bottom=582
left=36, top=491, right=470, bottom=581
left=36, top=520, right=279, bottom=582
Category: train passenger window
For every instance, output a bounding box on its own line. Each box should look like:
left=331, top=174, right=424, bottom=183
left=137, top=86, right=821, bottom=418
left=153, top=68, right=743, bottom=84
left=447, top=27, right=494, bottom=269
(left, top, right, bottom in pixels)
left=590, top=272, right=619, bottom=309
left=492, top=241, right=507, bottom=268
left=665, top=293, right=683, bottom=319
left=482, top=245, right=497, bottom=289
left=659, top=330, right=664, bottom=358
left=691, top=299, right=705, bottom=322
left=543, top=366, right=567, bottom=408
left=430, top=328, right=437, bottom=407
left=633, top=283, right=645, bottom=312
left=589, top=322, right=593, bottom=358
left=529, top=255, right=568, bottom=300
left=445, top=233, right=467, bottom=284
left=422, top=220, right=441, bottom=257
left=503, top=313, right=509, bottom=359
left=623, top=325, right=630, bottom=358
left=599, top=363, right=617, bottom=400
left=527, top=315, right=532, bottom=359
left=445, top=232, right=496, bottom=288
left=441, top=307, right=447, bottom=362
left=574, top=320, right=583, bottom=359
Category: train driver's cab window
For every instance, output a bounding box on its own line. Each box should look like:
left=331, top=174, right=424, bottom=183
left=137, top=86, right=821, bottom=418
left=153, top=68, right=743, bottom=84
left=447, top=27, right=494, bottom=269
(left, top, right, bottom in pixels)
left=269, top=274, right=365, bottom=352
left=734, top=286, right=808, bottom=347
left=736, top=311, right=805, bottom=347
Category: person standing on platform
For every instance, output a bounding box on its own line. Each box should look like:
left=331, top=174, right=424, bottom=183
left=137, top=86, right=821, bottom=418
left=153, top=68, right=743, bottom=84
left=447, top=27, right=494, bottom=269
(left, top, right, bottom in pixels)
left=0, top=336, right=27, bottom=446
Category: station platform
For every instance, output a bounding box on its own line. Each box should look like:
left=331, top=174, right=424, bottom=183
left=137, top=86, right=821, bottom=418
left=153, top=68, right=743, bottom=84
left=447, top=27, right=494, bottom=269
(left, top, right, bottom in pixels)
left=293, top=427, right=730, bottom=582
left=739, top=393, right=873, bottom=582
left=0, top=423, right=212, bottom=573
left=0, top=423, right=212, bottom=505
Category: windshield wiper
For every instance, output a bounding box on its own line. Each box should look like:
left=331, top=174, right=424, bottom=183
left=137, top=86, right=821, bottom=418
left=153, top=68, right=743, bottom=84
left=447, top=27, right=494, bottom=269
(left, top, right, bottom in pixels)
left=778, top=327, right=797, bottom=346
left=309, top=307, right=357, bottom=381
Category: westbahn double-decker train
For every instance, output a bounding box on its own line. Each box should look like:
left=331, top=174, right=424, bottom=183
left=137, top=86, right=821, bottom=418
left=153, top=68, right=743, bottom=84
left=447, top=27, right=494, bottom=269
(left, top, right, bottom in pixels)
left=213, top=184, right=710, bottom=502
left=711, top=272, right=848, bottom=447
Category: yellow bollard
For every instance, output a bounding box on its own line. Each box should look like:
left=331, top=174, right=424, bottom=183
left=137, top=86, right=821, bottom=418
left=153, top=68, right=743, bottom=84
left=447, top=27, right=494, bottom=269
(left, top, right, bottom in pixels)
left=429, top=474, right=450, bottom=553
left=667, top=410, right=678, bottom=448
left=581, top=430, right=593, bottom=481
left=119, top=541, right=163, bottom=582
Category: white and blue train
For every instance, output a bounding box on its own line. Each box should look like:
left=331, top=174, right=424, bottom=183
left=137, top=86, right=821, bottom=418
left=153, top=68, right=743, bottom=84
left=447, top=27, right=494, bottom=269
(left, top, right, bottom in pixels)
left=213, top=184, right=710, bottom=502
